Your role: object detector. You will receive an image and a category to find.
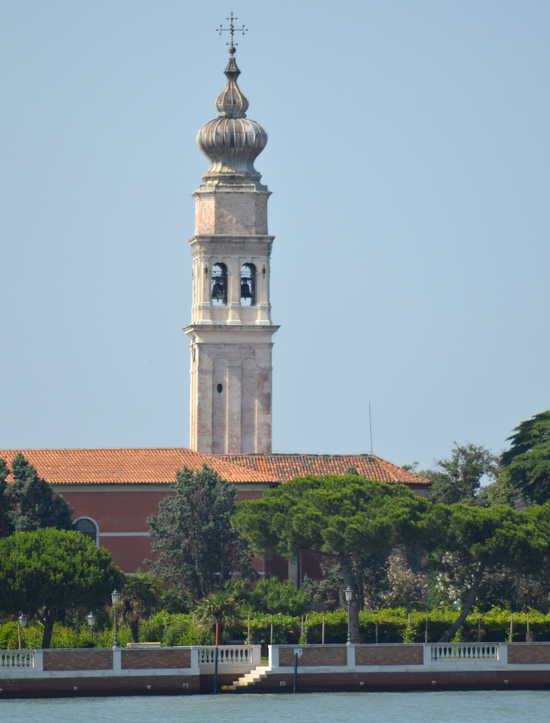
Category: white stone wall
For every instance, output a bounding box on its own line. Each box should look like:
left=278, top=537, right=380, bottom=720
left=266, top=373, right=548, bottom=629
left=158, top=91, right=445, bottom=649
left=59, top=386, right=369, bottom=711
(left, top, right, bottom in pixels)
left=186, top=179, right=278, bottom=454
left=188, top=337, right=274, bottom=454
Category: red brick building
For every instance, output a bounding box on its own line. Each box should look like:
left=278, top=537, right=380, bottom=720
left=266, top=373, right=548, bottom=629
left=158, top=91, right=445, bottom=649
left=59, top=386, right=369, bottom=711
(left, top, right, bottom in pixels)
left=0, top=449, right=427, bottom=576
left=1, top=46, right=430, bottom=580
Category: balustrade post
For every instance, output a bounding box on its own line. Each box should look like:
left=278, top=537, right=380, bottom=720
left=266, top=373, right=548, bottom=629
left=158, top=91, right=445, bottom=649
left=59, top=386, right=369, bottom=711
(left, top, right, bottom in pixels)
left=269, top=645, right=279, bottom=669
left=112, top=647, right=122, bottom=672
left=423, top=644, right=431, bottom=665
left=34, top=650, right=43, bottom=672
left=190, top=646, right=201, bottom=674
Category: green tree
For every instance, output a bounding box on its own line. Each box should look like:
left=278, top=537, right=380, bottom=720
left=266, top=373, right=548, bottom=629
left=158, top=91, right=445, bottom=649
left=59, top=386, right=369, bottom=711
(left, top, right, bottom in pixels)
left=426, top=503, right=549, bottom=640
left=193, top=590, right=242, bottom=643
left=477, top=474, right=520, bottom=508
left=0, top=459, right=13, bottom=537
left=501, top=411, right=550, bottom=504
left=229, top=577, right=311, bottom=617
left=148, top=465, right=252, bottom=601
left=120, top=572, right=164, bottom=642
left=0, top=528, right=123, bottom=647
left=8, top=453, right=72, bottom=531
left=424, top=443, right=499, bottom=504
left=234, top=475, right=429, bottom=643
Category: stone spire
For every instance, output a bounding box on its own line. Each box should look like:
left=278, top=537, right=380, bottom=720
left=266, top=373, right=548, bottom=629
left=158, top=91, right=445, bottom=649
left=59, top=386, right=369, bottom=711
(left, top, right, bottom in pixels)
left=196, top=47, right=268, bottom=186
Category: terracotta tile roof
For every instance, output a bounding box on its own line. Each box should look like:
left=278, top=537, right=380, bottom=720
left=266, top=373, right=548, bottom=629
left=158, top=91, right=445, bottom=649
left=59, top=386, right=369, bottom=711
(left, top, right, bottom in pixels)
left=0, top=449, right=277, bottom=485
left=0, top=449, right=427, bottom=487
left=222, top=454, right=429, bottom=485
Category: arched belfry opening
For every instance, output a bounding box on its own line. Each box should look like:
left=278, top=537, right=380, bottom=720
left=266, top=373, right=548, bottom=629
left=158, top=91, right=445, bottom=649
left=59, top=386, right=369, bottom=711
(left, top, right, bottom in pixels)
left=240, top=263, right=256, bottom=306
left=211, top=263, right=228, bottom=305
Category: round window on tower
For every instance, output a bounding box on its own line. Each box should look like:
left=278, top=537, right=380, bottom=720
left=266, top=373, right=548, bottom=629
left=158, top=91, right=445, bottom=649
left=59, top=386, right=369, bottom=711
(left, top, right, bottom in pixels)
left=217, top=383, right=223, bottom=393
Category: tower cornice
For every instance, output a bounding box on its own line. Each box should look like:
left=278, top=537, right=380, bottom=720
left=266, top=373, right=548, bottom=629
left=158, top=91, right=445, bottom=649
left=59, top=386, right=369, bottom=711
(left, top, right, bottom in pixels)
left=188, top=234, right=274, bottom=246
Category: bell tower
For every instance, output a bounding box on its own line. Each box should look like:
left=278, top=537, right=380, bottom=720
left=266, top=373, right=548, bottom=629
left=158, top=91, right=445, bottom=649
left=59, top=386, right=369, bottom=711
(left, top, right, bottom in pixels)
left=185, top=26, right=278, bottom=454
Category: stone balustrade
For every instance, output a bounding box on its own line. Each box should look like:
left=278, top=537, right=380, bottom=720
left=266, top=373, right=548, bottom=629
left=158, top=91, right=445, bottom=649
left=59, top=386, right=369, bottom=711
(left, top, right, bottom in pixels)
left=428, top=643, right=503, bottom=664
left=0, top=650, right=38, bottom=669
left=198, top=645, right=261, bottom=671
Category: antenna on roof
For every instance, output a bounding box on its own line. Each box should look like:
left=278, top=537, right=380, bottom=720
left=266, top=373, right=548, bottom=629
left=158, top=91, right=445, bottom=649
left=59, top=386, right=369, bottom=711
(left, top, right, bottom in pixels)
left=369, top=401, right=374, bottom=454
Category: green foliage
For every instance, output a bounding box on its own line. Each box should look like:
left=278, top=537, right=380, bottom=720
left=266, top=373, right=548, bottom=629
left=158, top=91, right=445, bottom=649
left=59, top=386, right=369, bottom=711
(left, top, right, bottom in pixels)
left=120, top=571, right=165, bottom=642
left=501, top=411, right=550, bottom=504
left=0, top=528, right=123, bottom=647
left=148, top=465, right=253, bottom=601
left=230, top=578, right=311, bottom=617
left=477, top=474, right=520, bottom=507
left=425, top=503, right=550, bottom=639
left=0, top=459, right=13, bottom=537
left=7, top=453, right=72, bottom=532
left=424, top=443, right=499, bottom=504
left=234, top=475, right=429, bottom=642
left=5, top=607, right=550, bottom=647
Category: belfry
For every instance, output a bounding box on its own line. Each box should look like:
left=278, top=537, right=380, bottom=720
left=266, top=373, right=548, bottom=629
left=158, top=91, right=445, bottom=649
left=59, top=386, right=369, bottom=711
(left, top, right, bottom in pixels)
left=185, top=36, right=278, bottom=454
left=0, top=17, right=428, bottom=575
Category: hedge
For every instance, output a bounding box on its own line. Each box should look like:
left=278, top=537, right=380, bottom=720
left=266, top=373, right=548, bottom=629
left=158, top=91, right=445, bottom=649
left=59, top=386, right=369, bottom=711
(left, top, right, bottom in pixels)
left=1, top=608, right=549, bottom=648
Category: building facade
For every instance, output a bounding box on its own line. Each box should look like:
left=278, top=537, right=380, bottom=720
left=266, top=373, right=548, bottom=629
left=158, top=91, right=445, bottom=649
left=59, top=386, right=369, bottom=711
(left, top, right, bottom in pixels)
left=1, top=45, right=428, bottom=576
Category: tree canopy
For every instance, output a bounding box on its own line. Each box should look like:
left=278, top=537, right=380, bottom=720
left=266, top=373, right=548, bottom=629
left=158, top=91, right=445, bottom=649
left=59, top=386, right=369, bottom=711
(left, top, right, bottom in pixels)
left=5, top=453, right=72, bottom=532
left=120, top=571, right=164, bottom=642
left=423, top=443, right=499, bottom=504
left=0, top=528, right=123, bottom=647
left=0, top=459, right=12, bottom=537
left=501, top=410, right=550, bottom=504
left=425, top=502, right=550, bottom=640
left=234, top=475, right=429, bottom=642
left=148, top=465, right=252, bottom=601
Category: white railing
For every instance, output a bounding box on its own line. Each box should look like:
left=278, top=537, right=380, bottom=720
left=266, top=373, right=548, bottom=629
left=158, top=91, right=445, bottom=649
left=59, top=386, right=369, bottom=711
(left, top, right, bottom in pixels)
left=197, top=645, right=261, bottom=670
left=429, top=643, right=501, bottom=663
left=0, top=650, right=36, bottom=669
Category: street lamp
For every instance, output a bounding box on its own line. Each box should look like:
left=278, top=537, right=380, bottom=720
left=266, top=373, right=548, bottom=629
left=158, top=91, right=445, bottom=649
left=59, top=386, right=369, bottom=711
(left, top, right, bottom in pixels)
left=17, top=613, right=27, bottom=650
left=344, top=586, right=353, bottom=645
left=86, top=611, right=96, bottom=642
left=111, top=590, right=120, bottom=649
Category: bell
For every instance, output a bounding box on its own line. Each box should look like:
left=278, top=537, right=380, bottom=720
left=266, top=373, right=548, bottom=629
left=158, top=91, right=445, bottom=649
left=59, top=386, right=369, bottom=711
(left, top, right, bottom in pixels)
left=240, top=281, right=252, bottom=299
left=212, top=281, right=226, bottom=301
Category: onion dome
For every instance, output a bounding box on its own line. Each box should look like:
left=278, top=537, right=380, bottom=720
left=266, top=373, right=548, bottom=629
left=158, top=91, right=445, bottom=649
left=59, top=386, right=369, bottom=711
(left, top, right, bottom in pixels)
left=197, top=47, right=267, bottom=184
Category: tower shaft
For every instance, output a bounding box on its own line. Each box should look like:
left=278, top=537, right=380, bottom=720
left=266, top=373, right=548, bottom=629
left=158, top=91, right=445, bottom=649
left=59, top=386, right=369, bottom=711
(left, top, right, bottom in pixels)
left=185, top=47, right=278, bottom=454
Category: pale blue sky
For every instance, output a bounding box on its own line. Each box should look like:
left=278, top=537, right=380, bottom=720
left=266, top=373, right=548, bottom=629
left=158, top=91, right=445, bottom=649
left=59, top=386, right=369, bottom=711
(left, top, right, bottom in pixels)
left=1, top=1, right=548, bottom=469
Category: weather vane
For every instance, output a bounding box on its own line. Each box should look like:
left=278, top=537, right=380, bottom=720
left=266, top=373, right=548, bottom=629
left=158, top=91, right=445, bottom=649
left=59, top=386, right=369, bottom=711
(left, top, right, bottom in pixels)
left=217, top=11, right=247, bottom=49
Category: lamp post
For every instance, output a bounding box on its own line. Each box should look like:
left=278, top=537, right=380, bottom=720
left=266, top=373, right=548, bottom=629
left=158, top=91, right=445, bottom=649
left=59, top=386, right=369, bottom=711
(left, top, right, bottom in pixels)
left=344, top=586, right=353, bottom=645
left=86, top=611, right=96, bottom=643
left=17, top=613, right=27, bottom=650
left=111, top=590, right=120, bottom=649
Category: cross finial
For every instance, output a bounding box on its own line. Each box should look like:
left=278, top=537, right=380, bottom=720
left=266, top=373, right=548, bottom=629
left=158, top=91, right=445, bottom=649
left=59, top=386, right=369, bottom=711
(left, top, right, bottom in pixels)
left=217, top=11, right=247, bottom=53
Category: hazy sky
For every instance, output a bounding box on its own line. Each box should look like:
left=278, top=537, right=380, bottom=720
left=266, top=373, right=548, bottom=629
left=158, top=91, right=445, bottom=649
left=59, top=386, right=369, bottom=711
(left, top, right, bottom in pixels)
left=1, top=1, right=548, bottom=469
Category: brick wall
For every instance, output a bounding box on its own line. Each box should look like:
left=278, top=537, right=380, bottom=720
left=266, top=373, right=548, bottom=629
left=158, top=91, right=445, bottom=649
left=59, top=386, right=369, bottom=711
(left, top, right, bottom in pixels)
left=43, top=650, right=112, bottom=671
left=122, top=649, right=191, bottom=669
left=508, top=644, right=550, bottom=664
left=278, top=646, right=347, bottom=667
left=355, top=645, right=423, bottom=666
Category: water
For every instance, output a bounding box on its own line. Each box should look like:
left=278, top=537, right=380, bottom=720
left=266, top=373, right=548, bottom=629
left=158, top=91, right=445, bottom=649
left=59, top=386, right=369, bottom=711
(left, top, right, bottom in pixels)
left=3, top=691, right=550, bottom=723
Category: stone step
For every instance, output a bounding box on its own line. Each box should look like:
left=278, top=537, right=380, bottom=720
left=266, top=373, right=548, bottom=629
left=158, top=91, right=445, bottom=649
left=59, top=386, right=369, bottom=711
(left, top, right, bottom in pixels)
left=222, top=665, right=270, bottom=692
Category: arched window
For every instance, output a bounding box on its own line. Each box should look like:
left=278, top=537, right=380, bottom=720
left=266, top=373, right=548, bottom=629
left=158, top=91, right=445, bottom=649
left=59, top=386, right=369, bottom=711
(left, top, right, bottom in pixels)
left=211, top=263, right=228, bottom=305
left=240, top=263, right=256, bottom=306
left=73, top=517, right=99, bottom=546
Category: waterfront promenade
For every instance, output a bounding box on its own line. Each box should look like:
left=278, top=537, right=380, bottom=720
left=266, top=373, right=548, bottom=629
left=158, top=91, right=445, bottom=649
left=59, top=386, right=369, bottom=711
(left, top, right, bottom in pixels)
left=3, top=642, right=550, bottom=697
